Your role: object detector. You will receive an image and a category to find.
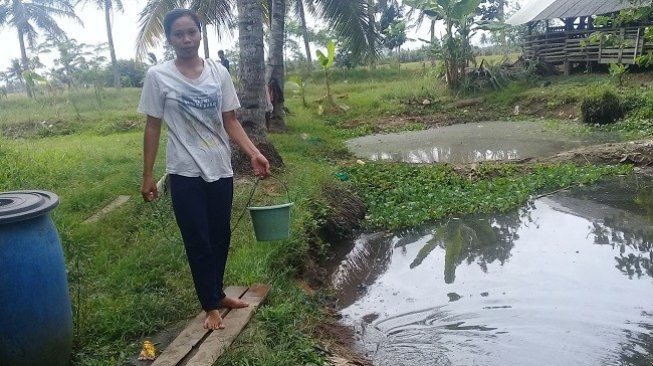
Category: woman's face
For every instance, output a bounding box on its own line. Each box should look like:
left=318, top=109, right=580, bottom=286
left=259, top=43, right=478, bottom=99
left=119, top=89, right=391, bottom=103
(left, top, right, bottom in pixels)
left=168, top=15, right=201, bottom=60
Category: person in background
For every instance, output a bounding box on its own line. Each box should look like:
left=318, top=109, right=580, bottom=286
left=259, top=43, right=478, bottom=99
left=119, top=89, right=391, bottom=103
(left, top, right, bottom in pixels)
left=138, top=8, right=270, bottom=330
left=218, top=50, right=230, bottom=72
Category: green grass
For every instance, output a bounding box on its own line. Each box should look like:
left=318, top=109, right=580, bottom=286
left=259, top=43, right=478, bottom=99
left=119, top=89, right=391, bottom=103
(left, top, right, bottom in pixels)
left=0, top=88, right=143, bottom=138
left=1, top=62, right=649, bottom=365
left=0, top=91, right=336, bottom=364
left=340, top=162, right=632, bottom=229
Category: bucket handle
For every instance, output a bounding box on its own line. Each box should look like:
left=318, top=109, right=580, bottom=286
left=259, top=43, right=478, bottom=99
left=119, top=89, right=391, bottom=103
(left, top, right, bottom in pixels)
left=245, top=175, right=292, bottom=207
left=232, top=175, right=291, bottom=234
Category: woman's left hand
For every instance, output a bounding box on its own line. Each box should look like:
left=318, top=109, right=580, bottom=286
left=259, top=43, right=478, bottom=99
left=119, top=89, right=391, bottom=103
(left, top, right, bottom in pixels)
left=251, top=152, right=271, bottom=179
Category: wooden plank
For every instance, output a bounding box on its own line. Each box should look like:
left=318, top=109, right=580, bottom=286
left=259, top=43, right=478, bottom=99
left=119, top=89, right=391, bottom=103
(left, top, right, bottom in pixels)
left=184, top=284, right=272, bottom=366
left=83, top=195, right=131, bottom=224
left=151, top=286, right=249, bottom=366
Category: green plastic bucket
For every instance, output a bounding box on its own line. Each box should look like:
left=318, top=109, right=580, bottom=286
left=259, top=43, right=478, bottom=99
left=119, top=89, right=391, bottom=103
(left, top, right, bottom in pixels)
left=248, top=202, right=294, bottom=241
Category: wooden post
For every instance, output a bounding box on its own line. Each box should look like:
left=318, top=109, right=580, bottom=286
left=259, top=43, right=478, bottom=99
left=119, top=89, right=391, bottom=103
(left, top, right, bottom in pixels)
left=634, top=28, right=641, bottom=63
left=618, top=27, right=625, bottom=63
left=564, top=25, right=571, bottom=75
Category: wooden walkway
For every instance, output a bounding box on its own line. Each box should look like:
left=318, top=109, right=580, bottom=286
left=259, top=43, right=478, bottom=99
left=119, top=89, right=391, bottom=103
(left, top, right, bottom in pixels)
left=150, top=284, right=271, bottom=366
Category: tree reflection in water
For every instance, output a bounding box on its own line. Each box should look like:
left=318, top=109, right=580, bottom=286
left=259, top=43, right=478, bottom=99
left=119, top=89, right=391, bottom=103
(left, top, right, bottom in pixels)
left=400, top=203, right=534, bottom=284
left=564, top=174, right=653, bottom=279
left=590, top=216, right=653, bottom=279
left=607, top=312, right=653, bottom=366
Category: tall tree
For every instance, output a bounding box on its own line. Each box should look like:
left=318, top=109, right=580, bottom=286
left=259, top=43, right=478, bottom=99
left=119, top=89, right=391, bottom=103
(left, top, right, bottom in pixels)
left=289, top=0, right=314, bottom=64
left=266, top=0, right=286, bottom=132
left=0, top=0, right=80, bottom=98
left=235, top=0, right=283, bottom=170
left=289, top=0, right=376, bottom=65
left=316, top=0, right=375, bottom=64
left=79, top=0, right=123, bottom=88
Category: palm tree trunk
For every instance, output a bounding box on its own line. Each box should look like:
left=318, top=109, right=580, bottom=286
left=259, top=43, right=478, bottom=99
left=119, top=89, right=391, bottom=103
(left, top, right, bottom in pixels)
left=296, top=0, right=312, bottom=64
left=17, top=28, right=33, bottom=98
left=430, top=19, right=435, bottom=67
left=104, top=0, right=120, bottom=89
left=201, top=22, right=210, bottom=59
left=266, top=0, right=286, bottom=132
left=366, top=0, right=376, bottom=68
left=234, top=0, right=283, bottom=173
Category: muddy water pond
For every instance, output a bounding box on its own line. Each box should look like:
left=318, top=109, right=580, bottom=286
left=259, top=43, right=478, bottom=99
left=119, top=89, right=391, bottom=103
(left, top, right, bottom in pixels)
left=346, top=121, right=620, bottom=164
left=331, top=175, right=653, bottom=366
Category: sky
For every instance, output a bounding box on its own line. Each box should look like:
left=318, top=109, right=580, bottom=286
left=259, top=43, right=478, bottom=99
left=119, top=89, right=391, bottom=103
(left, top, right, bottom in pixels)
left=0, top=0, right=527, bottom=72
left=0, top=0, right=239, bottom=71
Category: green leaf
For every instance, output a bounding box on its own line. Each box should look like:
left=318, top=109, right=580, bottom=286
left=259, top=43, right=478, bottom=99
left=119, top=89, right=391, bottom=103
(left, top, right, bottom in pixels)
left=452, top=0, right=481, bottom=19
left=21, top=70, right=47, bottom=87
left=326, top=40, right=336, bottom=69
left=316, top=40, right=336, bottom=69
left=316, top=50, right=328, bottom=67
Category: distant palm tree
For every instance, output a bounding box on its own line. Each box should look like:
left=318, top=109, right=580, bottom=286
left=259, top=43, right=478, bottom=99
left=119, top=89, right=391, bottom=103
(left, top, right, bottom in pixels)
left=0, top=0, right=80, bottom=97
left=289, top=0, right=315, bottom=64
left=7, top=59, right=25, bottom=90
left=288, top=0, right=377, bottom=65
left=317, top=0, right=375, bottom=62
left=78, top=0, right=123, bottom=88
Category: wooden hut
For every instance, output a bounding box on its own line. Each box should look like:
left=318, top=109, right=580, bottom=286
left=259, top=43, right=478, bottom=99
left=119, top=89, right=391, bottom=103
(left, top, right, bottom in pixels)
left=507, top=0, right=653, bottom=74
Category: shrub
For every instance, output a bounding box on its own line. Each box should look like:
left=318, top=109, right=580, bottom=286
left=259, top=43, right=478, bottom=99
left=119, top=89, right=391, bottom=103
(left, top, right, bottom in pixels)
left=580, top=89, right=624, bottom=124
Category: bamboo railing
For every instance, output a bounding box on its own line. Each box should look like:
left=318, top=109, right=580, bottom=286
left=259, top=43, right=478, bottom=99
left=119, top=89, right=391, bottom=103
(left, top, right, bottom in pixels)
left=524, top=26, right=653, bottom=66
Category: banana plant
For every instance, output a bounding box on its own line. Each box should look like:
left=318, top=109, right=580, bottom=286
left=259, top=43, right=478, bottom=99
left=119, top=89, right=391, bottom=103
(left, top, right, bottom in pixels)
left=405, top=0, right=481, bottom=89
left=316, top=39, right=336, bottom=104
left=286, top=75, right=308, bottom=107
left=21, top=70, right=48, bottom=95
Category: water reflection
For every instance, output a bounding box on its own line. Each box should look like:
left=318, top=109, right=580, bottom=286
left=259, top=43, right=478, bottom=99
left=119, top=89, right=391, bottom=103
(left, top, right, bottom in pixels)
left=547, top=176, right=653, bottom=279
left=335, top=174, right=653, bottom=366
left=368, top=147, right=522, bottom=164
left=347, top=121, right=619, bottom=164
left=331, top=232, right=394, bottom=306
left=369, top=146, right=522, bottom=164
left=405, top=208, right=529, bottom=284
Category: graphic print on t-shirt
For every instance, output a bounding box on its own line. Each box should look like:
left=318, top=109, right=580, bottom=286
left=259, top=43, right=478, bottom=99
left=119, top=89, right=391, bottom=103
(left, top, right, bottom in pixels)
left=180, top=91, right=218, bottom=110
left=177, top=86, right=223, bottom=150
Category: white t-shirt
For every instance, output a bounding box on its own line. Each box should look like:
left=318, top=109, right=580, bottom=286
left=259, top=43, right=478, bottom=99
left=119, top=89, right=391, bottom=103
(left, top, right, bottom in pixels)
left=137, top=59, right=241, bottom=182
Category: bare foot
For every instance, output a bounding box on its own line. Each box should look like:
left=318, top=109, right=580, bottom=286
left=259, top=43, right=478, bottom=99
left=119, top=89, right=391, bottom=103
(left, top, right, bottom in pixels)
left=204, top=310, right=225, bottom=330
left=219, top=296, right=249, bottom=309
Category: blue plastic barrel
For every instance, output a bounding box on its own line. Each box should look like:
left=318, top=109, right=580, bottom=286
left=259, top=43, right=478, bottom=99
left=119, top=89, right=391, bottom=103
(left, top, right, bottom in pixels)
left=0, top=191, right=72, bottom=366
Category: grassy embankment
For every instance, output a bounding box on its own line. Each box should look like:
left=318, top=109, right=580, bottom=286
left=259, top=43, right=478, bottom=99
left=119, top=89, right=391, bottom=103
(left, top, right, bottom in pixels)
left=0, top=64, right=648, bottom=365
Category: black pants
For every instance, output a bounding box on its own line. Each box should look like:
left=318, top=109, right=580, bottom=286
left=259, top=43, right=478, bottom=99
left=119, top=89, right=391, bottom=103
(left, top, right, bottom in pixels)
left=169, top=174, right=233, bottom=311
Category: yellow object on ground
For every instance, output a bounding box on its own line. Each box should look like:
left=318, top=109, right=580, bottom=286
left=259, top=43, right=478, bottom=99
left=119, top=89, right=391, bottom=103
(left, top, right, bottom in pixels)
left=138, top=340, right=156, bottom=361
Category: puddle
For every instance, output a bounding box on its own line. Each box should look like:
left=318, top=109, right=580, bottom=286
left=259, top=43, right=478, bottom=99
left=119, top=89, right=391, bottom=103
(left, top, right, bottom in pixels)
left=346, top=121, right=620, bottom=164
left=332, top=174, right=653, bottom=365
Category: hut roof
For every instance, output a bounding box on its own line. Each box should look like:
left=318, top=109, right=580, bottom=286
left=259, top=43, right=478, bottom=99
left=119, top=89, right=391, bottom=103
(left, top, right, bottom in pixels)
left=506, top=0, right=651, bottom=25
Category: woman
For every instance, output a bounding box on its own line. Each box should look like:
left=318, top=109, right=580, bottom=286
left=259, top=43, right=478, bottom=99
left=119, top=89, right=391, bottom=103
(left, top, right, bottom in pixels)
left=138, top=8, right=270, bottom=330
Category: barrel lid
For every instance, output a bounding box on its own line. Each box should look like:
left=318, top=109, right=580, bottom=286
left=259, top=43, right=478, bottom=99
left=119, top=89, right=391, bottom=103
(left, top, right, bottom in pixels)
left=0, top=190, right=59, bottom=224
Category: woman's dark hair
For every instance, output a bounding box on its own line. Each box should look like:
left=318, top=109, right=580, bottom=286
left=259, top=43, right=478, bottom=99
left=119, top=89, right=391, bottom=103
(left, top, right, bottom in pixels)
left=163, top=9, right=201, bottom=39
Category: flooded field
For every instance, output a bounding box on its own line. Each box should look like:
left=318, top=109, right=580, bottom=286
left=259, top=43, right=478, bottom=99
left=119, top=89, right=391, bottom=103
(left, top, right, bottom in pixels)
left=332, top=175, right=653, bottom=366
left=346, top=121, right=620, bottom=164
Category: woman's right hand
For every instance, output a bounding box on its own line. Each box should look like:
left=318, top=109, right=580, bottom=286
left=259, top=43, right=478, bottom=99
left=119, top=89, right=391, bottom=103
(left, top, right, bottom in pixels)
left=141, top=175, right=158, bottom=202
